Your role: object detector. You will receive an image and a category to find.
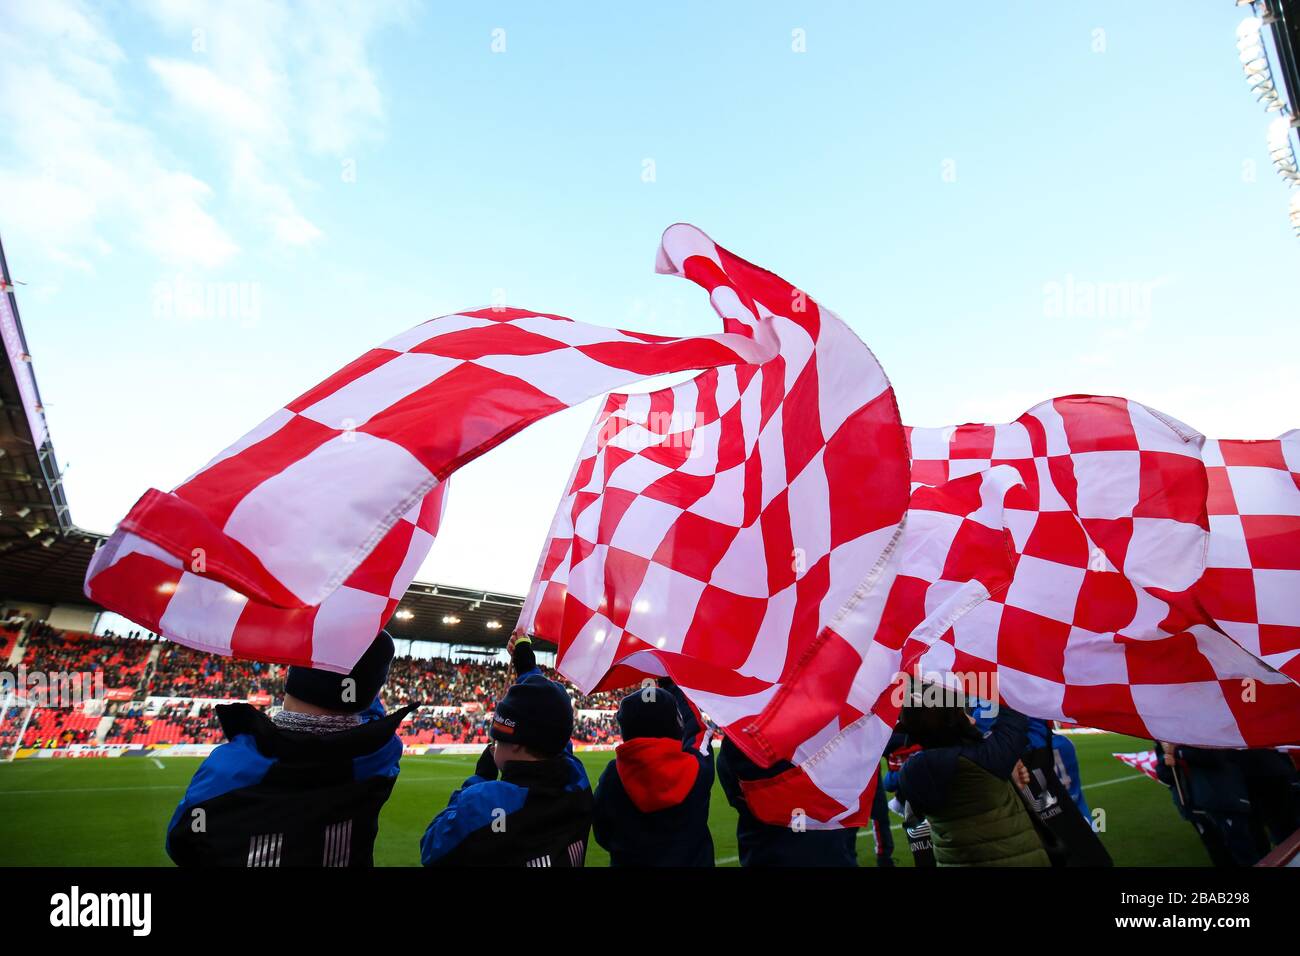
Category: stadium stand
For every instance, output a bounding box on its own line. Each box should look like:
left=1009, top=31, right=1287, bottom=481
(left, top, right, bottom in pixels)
left=5, top=624, right=625, bottom=750
left=8, top=706, right=100, bottom=749
left=108, top=701, right=225, bottom=746
left=149, top=642, right=284, bottom=701
left=0, top=620, right=18, bottom=663
left=17, top=625, right=151, bottom=695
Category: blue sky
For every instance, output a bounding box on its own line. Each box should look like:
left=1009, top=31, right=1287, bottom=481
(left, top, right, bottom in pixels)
left=2, top=0, right=1297, bottom=598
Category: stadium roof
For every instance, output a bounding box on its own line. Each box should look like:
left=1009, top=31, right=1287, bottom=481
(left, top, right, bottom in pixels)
left=384, top=581, right=540, bottom=652
left=0, top=233, right=108, bottom=606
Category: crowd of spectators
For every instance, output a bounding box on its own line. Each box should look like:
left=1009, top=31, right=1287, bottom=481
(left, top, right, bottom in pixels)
left=148, top=643, right=284, bottom=701
left=400, top=709, right=494, bottom=744
left=379, top=655, right=619, bottom=711
left=0, top=704, right=100, bottom=750
left=107, top=701, right=224, bottom=746
left=16, top=627, right=151, bottom=692
left=572, top=713, right=619, bottom=745
left=382, top=655, right=511, bottom=709
left=3, top=621, right=626, bottom=750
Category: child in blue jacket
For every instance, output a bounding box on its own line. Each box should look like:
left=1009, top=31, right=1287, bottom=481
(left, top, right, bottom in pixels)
left=166, top=630, right=409, bottom=867
left=420, top=636, right=593, bottom=867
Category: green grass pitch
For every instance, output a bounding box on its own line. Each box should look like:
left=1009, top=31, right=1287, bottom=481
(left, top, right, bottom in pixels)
left=0, top=733, right=1210, bottom=866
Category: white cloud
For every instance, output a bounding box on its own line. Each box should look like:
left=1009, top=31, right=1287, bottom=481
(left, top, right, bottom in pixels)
left=0, top=1, right=238, bottom=271
left=0, top=0, right=408, bottom=273
left=141, top=0, right=413, bottom=247
left=146, top=58, right=286, bottom=144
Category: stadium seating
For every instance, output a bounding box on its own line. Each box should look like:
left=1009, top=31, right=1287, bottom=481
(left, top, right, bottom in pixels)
left=10, top=707, right=101, bottom=749
left=149, top=643, right=284, bottom=701
left=17, top=627, right=151, bottom=694
left=10, top=624, right=626, bottom=749
left=0, top=621, right=20, bottom=663
left=106, top=701, right=224, bottom=746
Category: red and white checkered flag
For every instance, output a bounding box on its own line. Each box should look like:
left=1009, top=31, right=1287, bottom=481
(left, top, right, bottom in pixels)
left=899, top=401, right=1300, bottom=748
left=1196, top=434, right=1300, bottom=683
left=1113, top=750, right=1162, bottom=782
left=86, top=222, right=1300, bottom=829
left=520, top=225, right=914, bottom=826
left=524, top=282, right=1300, bottom=824
left=86, top=298, right=777, bottom=672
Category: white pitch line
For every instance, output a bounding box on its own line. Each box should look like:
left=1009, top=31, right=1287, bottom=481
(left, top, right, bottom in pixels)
left=152, top=758, right=165, bottom=770
left=1082, top=773, right=1146, bottom=790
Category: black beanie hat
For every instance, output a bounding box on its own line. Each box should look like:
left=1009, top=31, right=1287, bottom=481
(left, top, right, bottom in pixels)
left=284, top=630, right=395, bottom=713
left=490, top=676, right=573, bottom=756
left=617, top=684, right=683, bottom=741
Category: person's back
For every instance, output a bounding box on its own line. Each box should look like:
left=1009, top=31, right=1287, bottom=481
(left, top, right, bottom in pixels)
left=166, top=699, right=409, bottom=866
left=1177, top=744, right=1259, bottom=865
left=1232, top=747, right=1300, bottom=848
left=897, top=698, right=1048, bottom=868
left=592, top=679, right=714, bottom=866
left=421, top=744, right=593, bottom=867
left=166, top=631, right=406, bottom=867
left=421, top=636, right=593, bottom=867
left=716, top=736, right=859, bottom=867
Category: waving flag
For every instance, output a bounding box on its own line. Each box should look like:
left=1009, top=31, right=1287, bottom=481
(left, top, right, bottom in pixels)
left=529, top=435, right=1029, bottom=829
left=899, top=401, right=1300, bottom=748
left=1112, top=750, right=1162, bottom=782
left=88, top=221, right=1300, bottom=830
left=1196, top=433, right=1300, bottom=682
left=519, top=224, right=913, bottom=825
left=87, top=302, right=776, bottom=672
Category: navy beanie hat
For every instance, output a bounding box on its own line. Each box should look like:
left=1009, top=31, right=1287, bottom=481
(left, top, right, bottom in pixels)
left=284, top=630, right=395, bottom=713
left=490, top=676, right=573, bottom=756
left=616, top=685, right=683, bottom=741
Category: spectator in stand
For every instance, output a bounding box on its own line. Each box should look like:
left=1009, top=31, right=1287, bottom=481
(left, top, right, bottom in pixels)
left=166, top=630, right=410, bottom=867
left=592, top=678, right=715, bottom=866
left=14, top=624, right=620, bottom=748
left=18, top=626, right=151, bottom=693
left=420, top=636, right=593, bottom=867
